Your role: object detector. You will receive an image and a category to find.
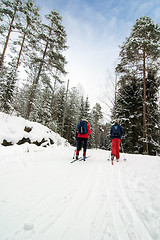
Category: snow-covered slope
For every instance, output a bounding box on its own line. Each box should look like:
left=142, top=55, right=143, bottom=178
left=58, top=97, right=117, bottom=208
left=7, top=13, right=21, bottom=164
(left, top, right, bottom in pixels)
left=0, top=112, right=69, bottom=147
left=0, top=113, right=160, bottom=240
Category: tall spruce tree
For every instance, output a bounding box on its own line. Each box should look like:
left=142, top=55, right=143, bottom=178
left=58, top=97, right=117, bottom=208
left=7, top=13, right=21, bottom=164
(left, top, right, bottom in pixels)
left=15, top=0, right=41, bottom=69
left=0, top=0, right=23, bottom=66
left=53, top=86, right=66, bottom=134
left=0, top=0, right=23, bottom=112
left=64, top=87, right=81, bottom=144
left=84, top=96, right=91, bottom=120
left=0, top=61, right=18, bottom=112
left=116, top=16, right=160, bottom=155
left=146, top=70, right=160, bottom=155
left=0, top=0, right=42, bottom=113
left=79, top=96, right=84, bottom=118
left=115, top=75, right=143, bottom=154
left=99, top=122, right=111, bottom=150
left=25, top=10, right=67, bottom=118
left=13, top=82, right=30, bottom=117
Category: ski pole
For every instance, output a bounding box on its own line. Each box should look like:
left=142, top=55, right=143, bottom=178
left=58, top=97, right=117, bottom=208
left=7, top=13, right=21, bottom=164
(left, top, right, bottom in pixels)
left=107, top=152, right=110, bottom=161
left=73, top=139, right=78, bottom=159
left=107, top=142, right=112, bottom=161
left=73, top=147, right=76, bottom=159
left=121, top=141, right=126, bottom=161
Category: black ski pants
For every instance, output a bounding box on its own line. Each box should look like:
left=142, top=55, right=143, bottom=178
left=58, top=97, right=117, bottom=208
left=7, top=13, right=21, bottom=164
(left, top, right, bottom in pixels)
left=77, top=137, right=88, bottom=153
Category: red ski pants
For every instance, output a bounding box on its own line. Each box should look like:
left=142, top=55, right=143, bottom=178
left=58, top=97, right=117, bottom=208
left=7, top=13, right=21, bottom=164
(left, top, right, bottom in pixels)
left=111, top=138, right=121, bottom=159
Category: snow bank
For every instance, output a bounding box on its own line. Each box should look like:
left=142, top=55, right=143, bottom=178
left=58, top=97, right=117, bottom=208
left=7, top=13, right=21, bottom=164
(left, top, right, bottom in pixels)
left=0, top=112, right=69, bottom=147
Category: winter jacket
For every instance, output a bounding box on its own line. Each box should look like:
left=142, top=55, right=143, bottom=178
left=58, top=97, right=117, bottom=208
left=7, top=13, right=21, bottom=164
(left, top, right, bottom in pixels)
left=77, top=122, right=91, bottom=139
left=110, top=123, right=124, bottom=140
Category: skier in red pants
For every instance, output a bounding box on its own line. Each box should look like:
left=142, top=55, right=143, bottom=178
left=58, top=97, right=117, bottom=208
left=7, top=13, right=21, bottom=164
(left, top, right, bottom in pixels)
left=110, top=119, right=124, bottom=164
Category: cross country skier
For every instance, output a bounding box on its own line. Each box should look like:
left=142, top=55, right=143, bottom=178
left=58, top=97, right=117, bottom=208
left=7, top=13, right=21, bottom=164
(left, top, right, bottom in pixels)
left=76, top=119, right=91, bottom=160
left=110, top=119, right=124, bottom=164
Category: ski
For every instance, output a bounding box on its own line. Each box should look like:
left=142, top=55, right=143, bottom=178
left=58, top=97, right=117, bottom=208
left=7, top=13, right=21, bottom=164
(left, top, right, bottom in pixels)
left=71, top=155, right=90, bottom=163
left=71, top=157, right=83, bottom=163
left=110, top=158, right=127, bottom=165
left=79, top=155, right=90, bottom=161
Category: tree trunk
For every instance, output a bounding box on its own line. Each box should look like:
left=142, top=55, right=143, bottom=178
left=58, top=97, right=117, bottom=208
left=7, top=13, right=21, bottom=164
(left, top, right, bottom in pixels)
left=16, top=23, right=29, bottom=69
left=25, top=26, right=52, bottom=118
left=0, top=0, right=19, bottom=66
left=114, top=73, right=118, bottom=118
left=50, top=75, right=57, bottom=120
left=142, top=48, right=148, bottom=154
left=61, top=79, right=69, bottom=137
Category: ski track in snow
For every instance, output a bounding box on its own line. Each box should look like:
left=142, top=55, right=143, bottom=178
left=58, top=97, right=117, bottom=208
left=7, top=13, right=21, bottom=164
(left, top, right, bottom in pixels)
left=0, top=146, right=160, bottom=240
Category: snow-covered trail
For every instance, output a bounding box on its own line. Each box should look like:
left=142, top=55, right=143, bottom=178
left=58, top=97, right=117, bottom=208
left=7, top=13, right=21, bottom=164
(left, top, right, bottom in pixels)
left=0, top=145, right=160, bottom=240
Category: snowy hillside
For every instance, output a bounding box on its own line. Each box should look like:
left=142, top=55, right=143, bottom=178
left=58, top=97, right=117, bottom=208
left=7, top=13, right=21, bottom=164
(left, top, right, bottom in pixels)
left=0, top=112, right=69, bottom=147
left=0, top=113, right=160, bottom=240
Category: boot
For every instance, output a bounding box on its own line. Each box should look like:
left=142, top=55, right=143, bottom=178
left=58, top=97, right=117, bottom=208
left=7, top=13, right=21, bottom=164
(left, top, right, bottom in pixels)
left=76, top=150, right=79, bottom=160
left=111, top=155, right=114, bottom=165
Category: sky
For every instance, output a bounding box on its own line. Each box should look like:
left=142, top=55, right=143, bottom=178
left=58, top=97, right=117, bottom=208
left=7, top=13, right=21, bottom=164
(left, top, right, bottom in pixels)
left=35, top=0, right=160, bottom=119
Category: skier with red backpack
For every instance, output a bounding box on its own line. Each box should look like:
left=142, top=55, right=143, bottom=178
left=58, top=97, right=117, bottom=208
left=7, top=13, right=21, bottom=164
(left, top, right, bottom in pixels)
left=76, top=119, right=91, bottom=160
left=110, top=119, right=124, bottom=164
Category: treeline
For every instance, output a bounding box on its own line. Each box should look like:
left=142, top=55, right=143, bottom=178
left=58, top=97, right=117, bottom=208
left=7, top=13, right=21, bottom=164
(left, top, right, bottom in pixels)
left=0, top=1, right=160, bottom=155
left=0, top=0, right=67, bottom=117
left=0, top=0, right=108, bottom=149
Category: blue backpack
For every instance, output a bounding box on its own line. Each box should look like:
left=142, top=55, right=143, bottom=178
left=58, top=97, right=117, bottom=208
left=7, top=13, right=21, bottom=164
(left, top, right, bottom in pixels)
left=77, top=120, right=87, bottom=134
left=112, top=125, right=120, bottom=137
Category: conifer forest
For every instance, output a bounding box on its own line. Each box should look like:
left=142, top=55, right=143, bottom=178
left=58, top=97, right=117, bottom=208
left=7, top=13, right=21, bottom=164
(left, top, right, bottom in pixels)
left=0, top=0, right=160, bottom=155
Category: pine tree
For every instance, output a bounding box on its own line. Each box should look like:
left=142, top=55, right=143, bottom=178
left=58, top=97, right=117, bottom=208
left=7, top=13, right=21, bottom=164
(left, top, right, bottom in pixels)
left=116, top=16, right=160, bottom=155
left=15, top=0, right=41, bottom=69
left=146, top=70, right=160, bottom=155
left=0, top=0, right=23, bottom=66
left=79, top=96, right=85, bottom=119
left=13, top=82, right=30, bottom=117
left=54, top=86, right=66, bottom=134
left=0, top=0, right=42, bottom=113
left=84, top=96, right=91, bottom=120
left=25, top=10, right=67, bottom=118
left=0, top=61, right=18, bottom=112
left=99, top=122, right=111, bottom=150
left=115, top=75, right=143, bottom=154
left=63, top=87, right=81, bottom=144
left=92, top=103, right=103, bottom=149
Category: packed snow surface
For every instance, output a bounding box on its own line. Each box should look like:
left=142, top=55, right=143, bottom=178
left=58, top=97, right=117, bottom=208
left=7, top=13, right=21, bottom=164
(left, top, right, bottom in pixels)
left=0, top=113, right=160, bottom=240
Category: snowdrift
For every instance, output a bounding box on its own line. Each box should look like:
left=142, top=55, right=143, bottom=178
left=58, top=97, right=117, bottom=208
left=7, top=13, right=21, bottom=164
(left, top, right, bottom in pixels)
left=0, top=112, right=69, bottom=147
